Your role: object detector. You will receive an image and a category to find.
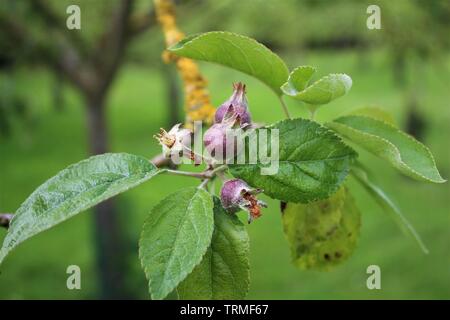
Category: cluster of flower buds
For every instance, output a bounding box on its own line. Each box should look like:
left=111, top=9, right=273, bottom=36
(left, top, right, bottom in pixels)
left=220, top=179, right=267, bottom=223
left=154, top=82, right=267, bottom=222
left=212, top=84, right=266, bottom=222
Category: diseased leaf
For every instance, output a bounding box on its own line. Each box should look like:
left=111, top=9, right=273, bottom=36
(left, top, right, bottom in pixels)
left=327, top=115, right=445, bottom=183
left=139, top=187, right=214, bottom=300
left=177, top=197, right=250, bottom=300
left=281, top=187, right=361, bottom=270
left=169, top=31, right=289, bottom=95
left=351, top=165, right=428, bottom=254
left=282, top=71, right=352, bottom=105
left=0, top=153, right=162, bottom=264
left=230, top=118, right=357, bottom=203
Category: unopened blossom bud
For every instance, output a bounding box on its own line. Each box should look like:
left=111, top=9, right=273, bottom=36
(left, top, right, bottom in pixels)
left=204, top=122, right=228, bottom=160
left=203, top=114, right=244, bottom=162
left=220, top=179, right=267, bottom=223
left=215, top=82, right=251, bottom=125
left=154, top=123, right=192, bottom=157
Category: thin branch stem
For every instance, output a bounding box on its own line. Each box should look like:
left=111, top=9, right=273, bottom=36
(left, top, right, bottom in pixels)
left=164, top=163, right=228, bottom=183
left=210, top=177, right=217, bottom=194
left=216, top=170, right=227, bottom=181
left=198, top=179, right=210, bottom=190
left=279, top=96, right=291, bottom=119
left=166, top=169, right=210, bottom=179
left=210, top=164, right=228, bottom=175
left=150, top=153, right=176, bottom=168
left=308, top=104, right=317, bottom=120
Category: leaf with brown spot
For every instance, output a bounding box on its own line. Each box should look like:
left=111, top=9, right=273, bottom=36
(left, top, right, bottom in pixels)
left=281, top=187, right=361, bottom=270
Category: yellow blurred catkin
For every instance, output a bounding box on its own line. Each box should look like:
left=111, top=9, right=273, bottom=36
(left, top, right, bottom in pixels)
left=154, top=0, right=215, bottom=128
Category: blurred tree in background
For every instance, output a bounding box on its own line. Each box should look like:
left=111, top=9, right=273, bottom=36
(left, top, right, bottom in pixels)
left=376, top=0, right=450, bottom=138
left=0, top=0, right=159, bottom=299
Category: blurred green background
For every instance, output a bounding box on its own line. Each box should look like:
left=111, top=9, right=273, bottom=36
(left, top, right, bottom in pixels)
left=0, top=0, right=449, bottom=299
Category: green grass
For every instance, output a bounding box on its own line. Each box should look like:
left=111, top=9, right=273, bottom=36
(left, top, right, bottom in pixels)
left=0, top=50, right=449, bottom=299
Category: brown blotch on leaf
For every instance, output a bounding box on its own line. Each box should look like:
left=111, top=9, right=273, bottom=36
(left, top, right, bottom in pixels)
left=326, top=226, right=338, bottom=237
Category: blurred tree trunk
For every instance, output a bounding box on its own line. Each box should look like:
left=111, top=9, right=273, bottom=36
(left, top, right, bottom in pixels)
left=1, top=0, right=156, bottom=299
left=86, top=95, right=131, bottom=299
left=405, top=57, right=426, bottom=140
left=164, top=65, right=180, bottom=126
left=392, top=51, right=426, bottom=139
left=53, top=70, right=65, bottom=112
left=87, top=97, right=108, bottom=155
left=404, top=92, right=425, bottom=140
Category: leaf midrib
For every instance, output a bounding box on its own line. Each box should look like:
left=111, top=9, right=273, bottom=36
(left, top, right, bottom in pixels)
left=7, top=172, right=154, bottom=248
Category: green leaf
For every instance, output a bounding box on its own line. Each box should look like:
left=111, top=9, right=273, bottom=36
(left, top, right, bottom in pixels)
left=0, top=153, right=162, bottom=265
left=168, top=31, right=289, bottom=95
left=348, top=107, right=396, bottom=126
left=351, top=165, right=428, bottom=254
left=282, top=70, right=352, bottom=105
left=177, top=197, right=250, bottom=300
left=230, top=118, right=357, bottom=203
left=280, top=66, right=316, bottom=93
left=281, top=187, right=361, bottom=270
left=139, top=187, right=214, bottom=300
left=327, top=115, right=445, bottom=183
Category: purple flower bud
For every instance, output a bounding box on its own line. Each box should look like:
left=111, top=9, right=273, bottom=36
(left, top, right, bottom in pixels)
left=220, top=179, right=267, bottom=223
left=204, top=122, right=231, bottom=161
left=203, top=119, right=243, bottom=161
left=215, top=82, right=251, bottom=125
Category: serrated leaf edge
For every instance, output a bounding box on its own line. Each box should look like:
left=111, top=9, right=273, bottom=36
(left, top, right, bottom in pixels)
left=329, top=116, right=446, bottom=183
left=168, top=31, right=289, bottom=95
left=238, top=118, right=358, bottom=204
left=138, top=187, right=214, bottom=300
left=0, top=153, right=162, bottom=265
left=282, top=73, right=352, bottom=104
left=351, top=166, right=429, bottom=254
left=282, top=65, right=317, bottom=93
